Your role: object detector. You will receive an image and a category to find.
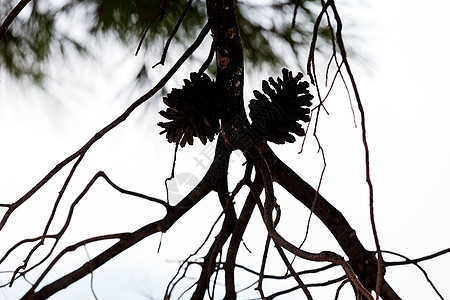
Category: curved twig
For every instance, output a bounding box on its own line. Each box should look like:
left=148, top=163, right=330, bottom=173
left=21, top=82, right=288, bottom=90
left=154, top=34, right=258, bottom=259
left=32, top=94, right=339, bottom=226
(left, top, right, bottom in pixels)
left=334, top=279, right=350, bottom=300
left=383, top=250, right=445, bottom=300
left=153, top=0, right=195, bottom=67
left=21, top=143, right=225, bottom=299
left=327, top=2, right=384, bottom=297
left=165, top=141, right=180, bottom=204
left=164, top=211, right=225, bottom=298
left=24, top=233, right=125, bottom=296
left=0, top=21, right=211, bottom=232
left=135, top=0, right=169, bottom=56
left=247, top=145, right=374, bottom=300
left=0, top=0, right=32, bottom=40
left=7, top=171, right=168, bottom=287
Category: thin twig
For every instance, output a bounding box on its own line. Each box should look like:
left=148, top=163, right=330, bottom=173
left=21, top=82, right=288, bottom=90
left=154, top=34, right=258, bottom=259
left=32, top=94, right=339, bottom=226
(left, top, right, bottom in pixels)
left=100, top=172, right=168, bottom=208
left=334, top=279, right=350, bottom=300
left=7, top=170, right=167, bottom=287
left=383, top=250, right=445, bottom=300
left=385, top=247, right=450, bottom=266
left=135, top=0, right=169, bottom=56
left=23, top=146, right=223, bottom=298
left=328, top=2, right=384, bottom=298
left=0, top=0, right=32, bottom=40
left=261, top=275, right=347, bottom=300
left=291, top=0, right=301, bottom=28
left=153, top=0, right=195, bottom=67
left=0, top=21, right=211, bottom=232
left=209, top=250, right=222, bottom=299
left=83, top=246, right=99, bottom=300
left=234, top=262, right=337, bottom=280
left=25, top=234, right=124, bottom=294
left=196, top=39, right=216, bottom=80
left=257, top=234, right=270, bottom=300
left=323, top=9, right=357, bottom=127
left=42, top=153, right=85, bottom=242
left=249, top=146, right=374, bottom=300
left=252, top=176, right=312, bottom=300
left=164, top=211, right=225, bottom=298
left=165, top=141, right=180, bottom=204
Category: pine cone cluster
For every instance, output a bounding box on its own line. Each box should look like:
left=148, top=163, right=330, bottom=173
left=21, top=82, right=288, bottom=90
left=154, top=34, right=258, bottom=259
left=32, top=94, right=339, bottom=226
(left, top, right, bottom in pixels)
left=249, top=68, right=314, bottom=144
left=158, top=73, right=223, bottom=147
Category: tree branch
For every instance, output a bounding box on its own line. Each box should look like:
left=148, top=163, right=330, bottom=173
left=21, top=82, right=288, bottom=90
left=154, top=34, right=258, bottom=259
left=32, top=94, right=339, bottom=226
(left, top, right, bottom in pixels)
left=247, top=145, right=373, bottom=299
left=0, top=21, right=211, bottom=232
left=0, top=0, right=32, bottom=41
left=21, top=137, right=229, bottom=299
left=262, top=144, right=401, bottom=300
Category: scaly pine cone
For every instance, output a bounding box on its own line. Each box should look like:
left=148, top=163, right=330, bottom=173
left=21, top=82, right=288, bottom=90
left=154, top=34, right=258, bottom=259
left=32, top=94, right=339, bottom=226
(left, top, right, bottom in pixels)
left=158, top=73, right=223, bottom=147
left=249, top=68, right=313, bottom=144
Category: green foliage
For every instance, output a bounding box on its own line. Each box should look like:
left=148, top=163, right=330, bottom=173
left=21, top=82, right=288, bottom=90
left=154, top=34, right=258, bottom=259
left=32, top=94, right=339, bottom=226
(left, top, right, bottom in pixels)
left=0, top=0, right=333, bottom=84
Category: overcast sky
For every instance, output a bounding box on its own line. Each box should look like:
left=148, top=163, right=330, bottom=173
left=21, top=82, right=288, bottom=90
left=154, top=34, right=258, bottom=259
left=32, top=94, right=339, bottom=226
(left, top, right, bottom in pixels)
left=1, top=0, right=450, bottom=299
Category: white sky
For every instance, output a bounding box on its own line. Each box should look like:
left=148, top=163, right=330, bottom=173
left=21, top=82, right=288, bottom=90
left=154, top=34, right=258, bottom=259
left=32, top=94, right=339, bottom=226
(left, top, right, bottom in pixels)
left=1, top=0, right=450, bottom=299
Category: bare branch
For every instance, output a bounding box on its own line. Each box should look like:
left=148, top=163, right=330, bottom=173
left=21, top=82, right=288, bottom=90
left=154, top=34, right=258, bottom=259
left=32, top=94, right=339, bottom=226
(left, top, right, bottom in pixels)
left=385, top=247, right=450, bottom=266
left=234, top=262, right=338, bottom=280
left=135, top=0, right=170, bottom=56
left=42, top=154, right=85, bottom=242
left=246, top=145, right=374, bottom=300
left=21, top=139, right=228, bottom=299
left=6, top=171, right=167, bottom=287
left=100, top=172, right=169, bottom=208
left=165, top=141, right=180, bottom=204
left=153, top=0, right=195, bottom=67
left=224, top=167, right=259, bottom=299
left=334, top=279, right=350, bottom=300
left=83, top=246, right=99, bottom=300
left=0, top=20, right=211, bottom=232
left=164, top=211, right=225, bottom=298
left=24, top=233, right=125, bottom=297
left=0, top=0, right=32, bottom=40
left=327, top=2, right=384, bottom=297
left=264, top=144, right=401, bottom=299
left=384, top=250, right=445, bottom=300
left=196, top=39, right=216, bottom=78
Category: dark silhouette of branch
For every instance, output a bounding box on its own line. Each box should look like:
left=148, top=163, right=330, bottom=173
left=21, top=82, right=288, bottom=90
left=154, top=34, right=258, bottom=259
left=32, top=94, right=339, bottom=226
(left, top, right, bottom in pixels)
left=165, top=141, right=180, bottom=203
left=263, top=143, right=401, bottom=300
left=233, top=262, right=338, bottom=280
left=385, top=247, right=450, bottom=266
left=249, top=181, right=313, bottom=300
left=153, top=0, right=195, bottom=67
left=164, top=210, right=224, bottom=298
left=244, top=275, right=347, bottom=300
left=0, top=20, right=211, bottom=232
left=196, top=39, right=216, bottom=78
left=191, top=160, right=235, bottom=299
left=327, top=2, right=384, bottom=297
left=5, top=170, right=169, bottom=288
left=224, top=169, right=259, bottom=299
left=384, top=250, right=445, bottom=300
left=100, top=172, right=169, bottom=207
left=292, top=0, right=301, bottom=27
left=42, top=154, right=85, bottom=240
left=0, top=0, right=32, bottom=41
left=3, top=1, right=448, bottom=299
left=83, top=246, right=99, bottom=300
left=245, top=145, right=373, bottom=299
left=25, top=233, right=125, bottom=297
left=334, top=279, right=350, bottom=300
left=21, top=138, right=230, bottom=299
left=135, top=0, right=169, bottom=55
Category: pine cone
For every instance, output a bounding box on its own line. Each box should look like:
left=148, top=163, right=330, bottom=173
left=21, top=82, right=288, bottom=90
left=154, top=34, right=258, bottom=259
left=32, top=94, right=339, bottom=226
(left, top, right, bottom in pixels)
left=158, top=73, right=223, bottom=147
left=249, top=68, right=313, bottom=144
